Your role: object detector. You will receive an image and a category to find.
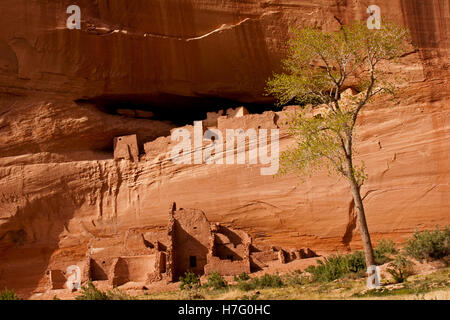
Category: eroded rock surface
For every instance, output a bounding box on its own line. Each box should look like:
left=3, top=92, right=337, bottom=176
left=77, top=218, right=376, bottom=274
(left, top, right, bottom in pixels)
left=0, top=0, right=449, bottom=296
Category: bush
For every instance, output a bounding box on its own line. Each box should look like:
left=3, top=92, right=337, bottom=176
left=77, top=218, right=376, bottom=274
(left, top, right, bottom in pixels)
left=306, top=240, right=401, bottom=283
left=374, top=239, right=398, bottom=264
left=387, top=255, right=413, bottom=283
left=179, top=271, right=201, bottom=290
left=305, top=255, right=348, bottom=282
left=237, top=274, right=284, bottom=291
left=346, top=251, right=366, bottom=273
left=205, top=271, right=227, bottom=290
left=257, top=274, right=284, bottom=288
left=0, top=288, right=21, bottom=300
left=76, top=281, right=109, bottom=300
left=75, top=281, right=130, bottom=300
left=404, top=227, right=450, bottom=262
left=375, top=239, right=398, bottom=255
left=305, top=251, right=367, bottom=283
left=233, top=272, right=250, bottom=282
left=237, top=280, right=254, bottom=291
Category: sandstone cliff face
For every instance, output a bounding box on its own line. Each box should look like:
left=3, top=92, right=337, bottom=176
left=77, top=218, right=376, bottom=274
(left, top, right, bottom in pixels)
left=0, top=0, right=449, bottom=295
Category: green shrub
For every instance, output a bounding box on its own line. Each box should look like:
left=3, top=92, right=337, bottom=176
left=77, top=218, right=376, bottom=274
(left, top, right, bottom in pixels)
left=179, top=271, right=201, bottom=290
left=233, top=272, right=250, bottom=282
left=237, top=273, right=284, bottom=291
left=305, top=255, right=348, bottom=282
left=257, top=274, right=284, bottom=288
left=0, top=288, right=21, bottom=300
left=76, top=281, right=131, bottom=300
left=76, top=281, right=109, bottom=300
left=306, top=240, right=402, bottom=283
left=375, top=239, right=398, bottom=255
left=387, top=255, right=413, bottom=283
left=237, top=280, right=254, bottom=291
left=205, top=271, right=227, bottom=290
left=305, top=251, right=367, bottom=283
left=346, top=251, right=366, bottom=273
left=404, top=227, right=450, bottom=261
left=374, top=239, right=398, bottom=264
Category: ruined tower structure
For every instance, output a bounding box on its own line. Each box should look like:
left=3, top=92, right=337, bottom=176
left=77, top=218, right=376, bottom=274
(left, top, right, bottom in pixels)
left=113, top=134, right=139, bottom=162
left=168, top=202, right=252, bottom=280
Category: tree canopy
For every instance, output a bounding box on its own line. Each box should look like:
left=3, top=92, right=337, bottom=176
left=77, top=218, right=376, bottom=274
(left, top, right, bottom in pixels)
left=266, top=21, right=410, bottom=185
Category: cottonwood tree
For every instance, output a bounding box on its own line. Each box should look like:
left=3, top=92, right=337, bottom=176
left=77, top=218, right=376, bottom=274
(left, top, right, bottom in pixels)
left=266, top=21, right=410, bottom=268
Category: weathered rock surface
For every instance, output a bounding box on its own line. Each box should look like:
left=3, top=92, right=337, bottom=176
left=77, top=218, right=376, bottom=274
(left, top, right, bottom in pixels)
left=0, top=0, right=449, bottom=296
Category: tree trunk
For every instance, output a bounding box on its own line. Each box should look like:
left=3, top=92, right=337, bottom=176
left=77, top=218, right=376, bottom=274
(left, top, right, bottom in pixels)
left=348, top=178, right=376, bottom=267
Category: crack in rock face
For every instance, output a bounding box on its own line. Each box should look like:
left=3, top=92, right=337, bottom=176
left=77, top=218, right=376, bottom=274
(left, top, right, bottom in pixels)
left=90, top=16, right=261, bottom=40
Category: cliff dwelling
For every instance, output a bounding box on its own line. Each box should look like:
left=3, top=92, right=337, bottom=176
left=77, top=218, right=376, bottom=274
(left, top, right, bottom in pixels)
left=113, top=106, right=280, bottom=163
left=46, top=202, right=318, bottom=290
left=113, top=134, right=139, bottom=162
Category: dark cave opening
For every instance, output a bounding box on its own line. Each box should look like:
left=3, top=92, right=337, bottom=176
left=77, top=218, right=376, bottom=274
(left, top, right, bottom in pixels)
left=75, top=93, right=280, bottom=127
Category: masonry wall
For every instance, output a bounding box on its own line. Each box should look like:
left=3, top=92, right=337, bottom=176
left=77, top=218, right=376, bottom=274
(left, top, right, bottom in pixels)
left=250, top=250, right=278, bottom=264
left=217, top=111, right=278, bottom=131
left=89, top=258, right=112, bottom=281
left=204, top=257, right=251, bottom=276
left=47, top=270, right=67, bottom=290
left=111, top=255, right=157, bottom=286
left=113, top=134, right=139, bottom=161
left=172, top=208, right=211, bottom=278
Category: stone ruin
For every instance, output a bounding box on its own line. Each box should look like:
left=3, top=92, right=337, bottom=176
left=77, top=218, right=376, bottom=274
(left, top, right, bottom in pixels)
left=113, top=134, right=139, bottom=162
left=113, top=106, right=286, bottom=164
left=203, top=106, right=250, bottom=129
left=86, top=106, right=316, bottom=291
left=46, top=202, right=318, bottom=290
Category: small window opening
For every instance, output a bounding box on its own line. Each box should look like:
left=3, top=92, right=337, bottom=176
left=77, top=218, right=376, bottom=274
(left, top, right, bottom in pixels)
left=189, top=256, right=197, bottom=268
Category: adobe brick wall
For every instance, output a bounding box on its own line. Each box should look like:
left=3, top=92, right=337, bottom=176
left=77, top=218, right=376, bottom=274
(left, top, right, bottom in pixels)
left=47, top=270, right=67, bottom=290
left=113, top=134, right=139, bottom=161
left=111, top=255, right=157, bottom=286
left=204, top=257, right=251, bottom=276
left=89, top=258, right=111, bottom=281
left=250, top=249, right=278, bottom=263
left=171, top=207, right=211, bottom=278
left=217, top=111, right=278, bottom=131
left=124, top=229, right=155, bottom=255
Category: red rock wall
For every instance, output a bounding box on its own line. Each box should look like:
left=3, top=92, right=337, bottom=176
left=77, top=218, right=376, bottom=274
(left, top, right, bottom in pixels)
left=0, top=0, right=449, bottom=296
left=1, top=1, right=446, bottom=102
